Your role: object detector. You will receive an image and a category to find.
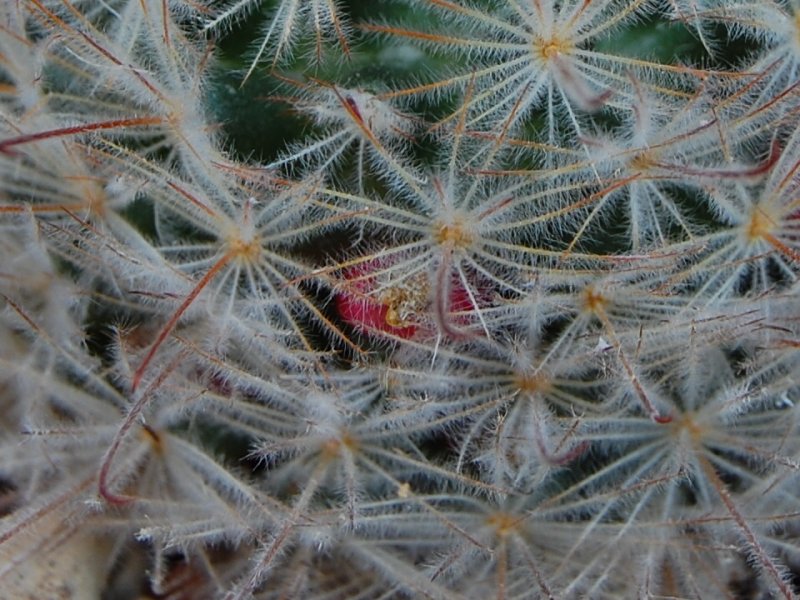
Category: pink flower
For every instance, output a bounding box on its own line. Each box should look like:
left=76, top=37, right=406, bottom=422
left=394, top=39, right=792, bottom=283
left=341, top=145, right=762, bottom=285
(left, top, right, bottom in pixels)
left=334, top=257, right=483, bottom=339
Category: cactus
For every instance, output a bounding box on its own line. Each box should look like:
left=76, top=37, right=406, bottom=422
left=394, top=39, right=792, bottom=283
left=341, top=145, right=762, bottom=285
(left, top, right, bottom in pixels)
left=1, top=1, right=800, bottom=598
